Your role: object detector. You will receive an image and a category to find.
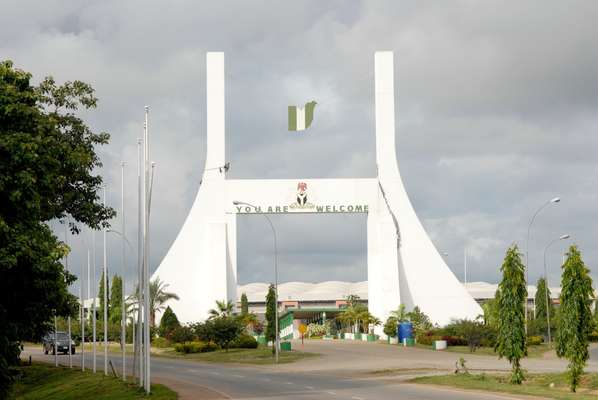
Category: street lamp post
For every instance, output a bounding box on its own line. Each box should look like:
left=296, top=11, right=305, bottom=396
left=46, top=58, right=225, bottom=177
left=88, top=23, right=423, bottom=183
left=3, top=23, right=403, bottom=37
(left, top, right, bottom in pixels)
left=233, top=201, right=279, bottom=363
left=543, top=234, right=570, bottom=347
left=525, top=197, right=560, bottom=333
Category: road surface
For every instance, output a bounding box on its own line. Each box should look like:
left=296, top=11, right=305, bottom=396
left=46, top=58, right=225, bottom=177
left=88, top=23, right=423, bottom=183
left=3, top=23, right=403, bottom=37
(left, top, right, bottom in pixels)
left=25, top=345, right=523, bottom=400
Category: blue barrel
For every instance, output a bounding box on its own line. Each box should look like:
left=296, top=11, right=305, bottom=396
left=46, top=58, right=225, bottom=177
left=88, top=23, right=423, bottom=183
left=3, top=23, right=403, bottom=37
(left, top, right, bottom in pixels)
left=398, top=322, right=413, bottom=342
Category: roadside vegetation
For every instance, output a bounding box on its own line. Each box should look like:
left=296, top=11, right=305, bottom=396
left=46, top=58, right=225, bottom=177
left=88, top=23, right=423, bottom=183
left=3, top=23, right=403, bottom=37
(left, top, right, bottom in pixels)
left=410, top=244, right=597, bottom=394
left=0, top=61, right=114, bottom=396
left=8, top=363, right=176, bottom=400
left=413, top=372, right=598, bottom=400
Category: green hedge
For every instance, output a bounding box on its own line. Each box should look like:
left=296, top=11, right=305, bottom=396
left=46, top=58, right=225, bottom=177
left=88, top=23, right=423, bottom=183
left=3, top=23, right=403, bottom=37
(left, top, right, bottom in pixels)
left=527, top=335, right=543, bottom=346
left=173, top=341, right=218, bottom=354
left=230, top=334, right=258, bottom=349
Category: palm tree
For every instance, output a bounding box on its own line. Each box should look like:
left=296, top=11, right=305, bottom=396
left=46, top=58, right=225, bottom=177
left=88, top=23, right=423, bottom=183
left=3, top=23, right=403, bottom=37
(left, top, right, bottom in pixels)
left=127, top=276, right=179, bottom=327
left=208, top=300, right=234, bottom=319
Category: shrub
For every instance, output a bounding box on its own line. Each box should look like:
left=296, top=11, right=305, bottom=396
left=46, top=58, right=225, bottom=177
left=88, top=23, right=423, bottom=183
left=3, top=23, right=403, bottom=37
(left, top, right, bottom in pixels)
left=589, top=332, right=598, bottom=342
left=159, top=306, right=181, bottom=338
left=173, top=341, right=218, bottom=354
left=230, top=334, right=258, bottom=349
left=383, top=317, right=398, bottom=338
left=417, top=334, right=442, bottom=346
left=152, top=337, right=170, bottom=348
left=195, top=317, right=243, bottom=350
left=527, top=335, right=544, bottom=346
left=168, top=325, right=196, bottom=344
left=306, top=323, right=328, bottom=338
left=442, top=335, right=468, bottom=346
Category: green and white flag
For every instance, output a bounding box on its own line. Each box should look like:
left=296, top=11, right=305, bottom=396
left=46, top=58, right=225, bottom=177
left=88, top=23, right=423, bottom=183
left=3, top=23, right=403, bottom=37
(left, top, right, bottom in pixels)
left=288, top=101, right=317, bottom=131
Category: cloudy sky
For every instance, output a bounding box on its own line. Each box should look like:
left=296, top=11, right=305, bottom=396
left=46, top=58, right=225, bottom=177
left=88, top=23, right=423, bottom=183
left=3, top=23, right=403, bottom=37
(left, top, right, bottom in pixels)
left=2, top=1, right=597, bottom=295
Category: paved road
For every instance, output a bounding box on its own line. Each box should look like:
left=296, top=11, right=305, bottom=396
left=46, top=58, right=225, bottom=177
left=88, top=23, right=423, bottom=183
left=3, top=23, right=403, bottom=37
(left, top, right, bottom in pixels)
left=26, top=346, right=521, bottom=400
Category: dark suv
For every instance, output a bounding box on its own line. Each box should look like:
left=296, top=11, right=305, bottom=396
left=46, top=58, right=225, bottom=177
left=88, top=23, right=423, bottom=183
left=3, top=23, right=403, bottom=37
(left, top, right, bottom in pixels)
left=42, top=331, right=76, bottom=355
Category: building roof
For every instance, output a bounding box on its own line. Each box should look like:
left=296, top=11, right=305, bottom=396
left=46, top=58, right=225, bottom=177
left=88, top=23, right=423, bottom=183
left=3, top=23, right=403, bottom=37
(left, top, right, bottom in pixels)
left=238, top=281, right=368, bottom=303
left=238, top=281, right=563, bottom=302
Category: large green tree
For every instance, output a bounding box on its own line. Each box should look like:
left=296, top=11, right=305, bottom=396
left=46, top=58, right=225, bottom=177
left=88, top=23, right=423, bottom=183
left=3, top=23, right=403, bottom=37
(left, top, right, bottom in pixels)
left=556, top=245, right=594, bottom=392
left=0, top=61, right=113, bottom=395
left=158, top=306, right=180, bottom=338
left=495, top=245, right=527, bottom=384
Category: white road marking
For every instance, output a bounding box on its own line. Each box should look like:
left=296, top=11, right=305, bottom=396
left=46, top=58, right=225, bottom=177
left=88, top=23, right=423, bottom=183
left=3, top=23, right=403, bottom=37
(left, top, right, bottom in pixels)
left=326, top=391, right=337, bottom=395
left=260, top=378, right=270, bottom=381
left=186, top=368, right=198, bottom=373
left=285, top=382, right=294, bottom=385
left=209, top=371, right=221, bottom=375
left=233, top=374, right=245, bottom=378
left=352, top=397, right=364, bottom=400
left=305, top=386, right=314, bottom=390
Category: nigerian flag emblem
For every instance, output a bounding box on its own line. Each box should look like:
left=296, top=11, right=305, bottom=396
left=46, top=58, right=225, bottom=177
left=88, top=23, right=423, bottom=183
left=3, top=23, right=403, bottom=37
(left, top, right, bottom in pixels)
left=288, top=101, right=317, bottom=131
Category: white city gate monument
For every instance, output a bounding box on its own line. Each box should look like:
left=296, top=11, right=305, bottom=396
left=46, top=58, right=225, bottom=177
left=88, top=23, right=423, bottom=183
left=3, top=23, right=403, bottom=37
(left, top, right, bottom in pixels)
left=154, top=51, right=481, bottom=333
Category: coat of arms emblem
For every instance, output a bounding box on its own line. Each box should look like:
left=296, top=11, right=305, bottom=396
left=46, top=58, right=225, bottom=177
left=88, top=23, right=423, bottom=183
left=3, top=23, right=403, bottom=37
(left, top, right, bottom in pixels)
left=297, top=182, right=308, bottom=206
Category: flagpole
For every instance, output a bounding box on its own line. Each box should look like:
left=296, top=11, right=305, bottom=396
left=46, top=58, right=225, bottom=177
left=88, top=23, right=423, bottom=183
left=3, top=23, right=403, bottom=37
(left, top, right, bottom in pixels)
left=121, top=161, right=127, bottom=381
left=143, top=105, right=151, bottom=394
left=92, top=230, right=97, bottom=373
left=103, top=185, right=108, bottom=376
left=65, top=221, right=72, bottom=368
left=81, top=248, right=86, bottom=371
left=136, top=137, right=143, bottom=387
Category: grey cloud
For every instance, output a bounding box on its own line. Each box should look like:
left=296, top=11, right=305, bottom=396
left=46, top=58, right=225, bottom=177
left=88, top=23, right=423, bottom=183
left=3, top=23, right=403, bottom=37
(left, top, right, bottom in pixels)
left=2, top=1, right=597, bottom=298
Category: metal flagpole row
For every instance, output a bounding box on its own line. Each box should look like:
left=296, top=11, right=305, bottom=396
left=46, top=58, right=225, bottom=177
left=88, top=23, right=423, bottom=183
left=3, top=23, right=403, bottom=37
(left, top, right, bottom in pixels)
left=65, top=221, right=73, bottom=369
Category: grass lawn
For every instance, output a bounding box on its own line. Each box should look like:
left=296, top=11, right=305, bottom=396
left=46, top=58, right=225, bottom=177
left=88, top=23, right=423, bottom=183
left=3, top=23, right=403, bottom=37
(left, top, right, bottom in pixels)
left=157, top=347, right=319, bottom=365
left=412, top=372, right=598, bottom=400
left=9, top=363, right=177, bottom=400
left=412, top=343, right=551, bottom=358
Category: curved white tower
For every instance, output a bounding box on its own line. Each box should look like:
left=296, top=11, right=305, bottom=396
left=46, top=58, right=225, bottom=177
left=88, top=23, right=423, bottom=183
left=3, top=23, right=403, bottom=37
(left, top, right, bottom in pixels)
left=153, top=51, right=481, bottom=330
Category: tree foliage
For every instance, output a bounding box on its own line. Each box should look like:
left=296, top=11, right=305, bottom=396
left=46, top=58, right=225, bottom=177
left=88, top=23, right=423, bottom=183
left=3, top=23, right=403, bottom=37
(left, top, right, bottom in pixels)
left=98, top=270, right=110, bottom=322
left=159, top=306, right=180, bottom=338
left=240, top=293, right=248, bottom=316
left=556, top=245, right=594, bottom=392
left=383, top=316, right=398, bottom=338
left=208, top=300, right=234, bottom=319
left=109, top=275, right=123, bottom=324
left=481, top=290, right=501, bottom=327
left=0, top=61, right=113, bottom=395
left=495, top=245, right=527, bottom=384
left=534, top=277, right=552, bottom=321
left=265, top=284, right=277, bottom=349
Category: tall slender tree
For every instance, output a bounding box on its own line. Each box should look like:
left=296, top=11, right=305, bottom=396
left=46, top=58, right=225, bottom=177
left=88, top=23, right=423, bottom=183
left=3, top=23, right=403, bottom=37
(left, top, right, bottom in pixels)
left=265, top=284, right=277, bottom=352
left=109, top=275, right=122, bottom=324
left=556, top=245, right=594, bottom=392
left=534, top=277, right=550, bottom=321
left=240, top=293, right=249, bottom=316
left=495, top=245, right=527, bottom=384
left=98, top=270, right=110, bottom=320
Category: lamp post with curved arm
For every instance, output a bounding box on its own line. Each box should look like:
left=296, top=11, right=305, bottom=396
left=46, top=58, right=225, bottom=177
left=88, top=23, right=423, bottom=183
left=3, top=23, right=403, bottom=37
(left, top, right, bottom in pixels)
left=233, top=200, right=279, bottom=363
left=525, top=197, right=560, bottom=333
left=543, top=234, right=570, bottom=347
